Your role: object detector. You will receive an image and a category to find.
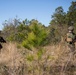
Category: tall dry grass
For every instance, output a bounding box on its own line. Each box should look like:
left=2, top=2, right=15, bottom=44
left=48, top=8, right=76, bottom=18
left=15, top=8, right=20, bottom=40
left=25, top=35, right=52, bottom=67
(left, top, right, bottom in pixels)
left=0, top=42, right=76, bottom=75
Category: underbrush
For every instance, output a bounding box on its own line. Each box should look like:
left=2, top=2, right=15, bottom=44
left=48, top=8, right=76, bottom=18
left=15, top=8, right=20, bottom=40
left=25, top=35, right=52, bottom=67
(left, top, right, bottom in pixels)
left=0, top=42, right=76, bottom=75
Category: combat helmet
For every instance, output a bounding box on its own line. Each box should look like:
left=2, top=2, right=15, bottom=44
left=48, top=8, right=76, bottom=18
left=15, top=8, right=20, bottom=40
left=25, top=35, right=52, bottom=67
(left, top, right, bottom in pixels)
left=68, top=26, right=74, bottom=31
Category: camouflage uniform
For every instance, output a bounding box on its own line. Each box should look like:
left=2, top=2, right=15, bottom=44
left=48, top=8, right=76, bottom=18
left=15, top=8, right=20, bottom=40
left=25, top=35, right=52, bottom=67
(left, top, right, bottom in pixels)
left=61, top=26, right=76, bottom=74
left=66, top=26, right=76, bottom=52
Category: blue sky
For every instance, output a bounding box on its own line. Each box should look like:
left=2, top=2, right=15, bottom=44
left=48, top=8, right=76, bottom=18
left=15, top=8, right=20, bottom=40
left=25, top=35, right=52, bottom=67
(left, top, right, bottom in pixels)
left=0, top=0, right=75, bottom=30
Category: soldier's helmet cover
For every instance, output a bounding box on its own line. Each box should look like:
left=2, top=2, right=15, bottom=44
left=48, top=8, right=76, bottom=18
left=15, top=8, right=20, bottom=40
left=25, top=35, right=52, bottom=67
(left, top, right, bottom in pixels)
left=68, top=26, right=74, bottom=31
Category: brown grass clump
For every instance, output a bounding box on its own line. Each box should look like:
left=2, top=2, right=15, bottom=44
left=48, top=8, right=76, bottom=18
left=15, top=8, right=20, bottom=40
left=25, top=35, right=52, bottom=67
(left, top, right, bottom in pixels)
left=0, top=42, right=76, bottom=75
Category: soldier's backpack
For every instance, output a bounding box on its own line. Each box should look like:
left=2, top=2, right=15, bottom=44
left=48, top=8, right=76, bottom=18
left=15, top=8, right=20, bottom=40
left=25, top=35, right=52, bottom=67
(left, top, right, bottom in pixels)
left=66, top=32, right=75, bottom=43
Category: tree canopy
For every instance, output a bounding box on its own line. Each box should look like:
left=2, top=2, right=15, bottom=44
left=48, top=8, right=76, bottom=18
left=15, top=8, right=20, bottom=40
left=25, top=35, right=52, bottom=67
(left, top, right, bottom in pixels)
left=1, top=1, right=76, bottom=49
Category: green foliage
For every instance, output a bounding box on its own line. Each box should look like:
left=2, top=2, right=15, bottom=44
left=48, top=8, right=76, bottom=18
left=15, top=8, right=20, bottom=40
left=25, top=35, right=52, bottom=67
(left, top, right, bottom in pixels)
left=6, top=34, right=15, bottom=41
left=67, top=1, right=76, bottom=26
left=37, top=48, right=44, bottom=60
left=26, top=55, right=34, bottom=62
left=22, top=32, right=36, bottom=50
left=51, top=6, right=66, bottom=26
left=47, top=26, right=61, bottom=44
left=2, top=1, right=76, bottom=48
left=22, top=20, right=48, bottom=49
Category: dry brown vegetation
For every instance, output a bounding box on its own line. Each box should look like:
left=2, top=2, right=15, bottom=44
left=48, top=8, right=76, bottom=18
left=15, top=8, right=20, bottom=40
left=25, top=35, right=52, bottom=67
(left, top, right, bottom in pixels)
left=0, top=42, right=76, bottom=75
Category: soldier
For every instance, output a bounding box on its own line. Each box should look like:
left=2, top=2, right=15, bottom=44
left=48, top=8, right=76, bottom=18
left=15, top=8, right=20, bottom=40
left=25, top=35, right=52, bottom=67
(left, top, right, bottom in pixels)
left=61, top=26, right=76, bottom=74
left=65, top=26, right=76, bottom=51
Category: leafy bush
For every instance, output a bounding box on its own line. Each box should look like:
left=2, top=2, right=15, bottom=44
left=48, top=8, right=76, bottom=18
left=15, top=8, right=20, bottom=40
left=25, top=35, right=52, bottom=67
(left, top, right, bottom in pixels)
left=22, top=22, right=48, bottom=49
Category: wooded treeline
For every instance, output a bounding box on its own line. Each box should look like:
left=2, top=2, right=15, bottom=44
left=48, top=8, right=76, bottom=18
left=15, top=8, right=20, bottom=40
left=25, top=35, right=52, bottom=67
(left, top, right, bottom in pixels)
left=1, top=1, right=76, bottom=49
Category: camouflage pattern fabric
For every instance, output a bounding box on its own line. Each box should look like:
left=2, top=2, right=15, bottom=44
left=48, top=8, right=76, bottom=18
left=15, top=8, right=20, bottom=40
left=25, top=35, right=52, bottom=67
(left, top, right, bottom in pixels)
left=67, top=32, right=75, bottom=43
left=66, top=32, right=76, bottom=52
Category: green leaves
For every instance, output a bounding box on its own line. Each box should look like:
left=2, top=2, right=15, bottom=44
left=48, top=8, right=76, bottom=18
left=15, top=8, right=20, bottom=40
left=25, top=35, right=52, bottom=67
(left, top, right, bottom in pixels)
left=67, top=1, right=76, bottom=26
left=37, top=48, right=44, bottom=60
left=22, top=20, right=47, bottom=49
left=51, top=6, right=66, bottom=26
